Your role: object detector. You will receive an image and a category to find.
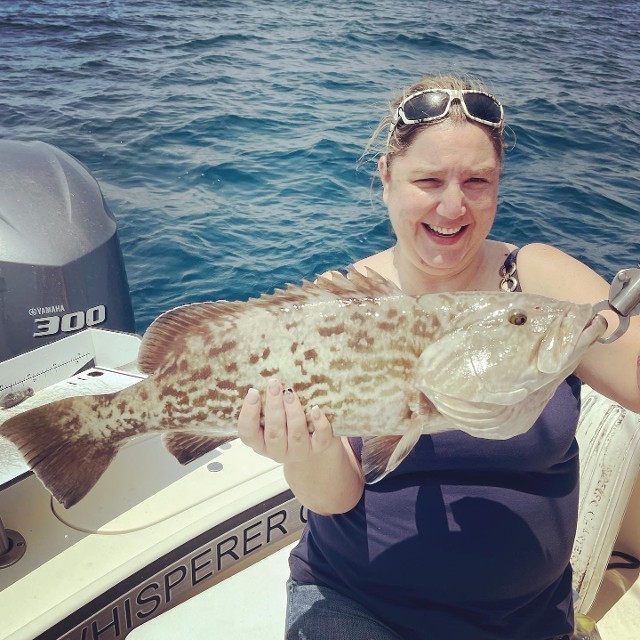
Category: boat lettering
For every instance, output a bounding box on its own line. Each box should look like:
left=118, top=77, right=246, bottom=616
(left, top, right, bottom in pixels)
left=33, top=305, right=107, bottom=338
left=55, top=497, right=306, bottom=640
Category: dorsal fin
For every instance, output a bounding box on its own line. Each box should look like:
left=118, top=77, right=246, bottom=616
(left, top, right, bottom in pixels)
left=316, top=267, right=403, bottom=298
left=137, top=268, right=405, bottom=375
left=137, top=301, right=239, bottom=374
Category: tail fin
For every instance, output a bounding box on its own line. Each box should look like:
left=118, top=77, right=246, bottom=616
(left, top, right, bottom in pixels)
left=0, top=395, right=119, bottom=508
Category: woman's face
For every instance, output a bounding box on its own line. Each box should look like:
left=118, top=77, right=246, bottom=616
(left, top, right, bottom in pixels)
left=379, top=120, right=501, bottom=279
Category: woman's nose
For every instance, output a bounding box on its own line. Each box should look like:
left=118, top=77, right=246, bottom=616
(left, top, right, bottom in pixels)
left=436, top=183, right=466, bottom=218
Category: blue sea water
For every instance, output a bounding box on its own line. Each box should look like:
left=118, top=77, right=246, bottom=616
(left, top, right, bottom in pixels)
left=0, top=0, right=638, bottom=333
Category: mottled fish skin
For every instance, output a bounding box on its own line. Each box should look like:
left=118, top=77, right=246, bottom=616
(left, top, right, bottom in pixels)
left=0, top=269, right=605, bottom=507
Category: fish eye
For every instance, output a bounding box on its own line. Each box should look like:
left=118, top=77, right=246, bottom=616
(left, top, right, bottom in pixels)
left=509, top=312, right=528, bottom=326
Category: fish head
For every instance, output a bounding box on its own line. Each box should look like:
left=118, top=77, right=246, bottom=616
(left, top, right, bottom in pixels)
left=415, top=292, right=607, bottom=436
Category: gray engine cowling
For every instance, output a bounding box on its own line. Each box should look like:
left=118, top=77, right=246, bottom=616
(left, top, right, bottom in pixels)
left=0, top=140, right=135, bottom=362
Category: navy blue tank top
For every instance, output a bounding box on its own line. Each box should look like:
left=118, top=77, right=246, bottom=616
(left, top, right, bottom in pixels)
left=289, top=252, right=579, bottom=639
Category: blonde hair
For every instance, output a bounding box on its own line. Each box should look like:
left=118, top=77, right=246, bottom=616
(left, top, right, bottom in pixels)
left=365, top=73, right=506, bottom=168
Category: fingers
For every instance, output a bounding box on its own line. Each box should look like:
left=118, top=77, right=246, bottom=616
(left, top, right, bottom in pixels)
left=237, top=379, right=334, bottom=462
left=263, top=380, right=288, bottom=461
left=308, top=404, right=334, bottom=453
left=282, top=387, right=313, bottom=455
left=237, top=386, right=265, bottom=454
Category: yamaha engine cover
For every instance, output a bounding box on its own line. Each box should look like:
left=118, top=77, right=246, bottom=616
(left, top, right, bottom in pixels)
left=0, top=140, right=135, bottom=361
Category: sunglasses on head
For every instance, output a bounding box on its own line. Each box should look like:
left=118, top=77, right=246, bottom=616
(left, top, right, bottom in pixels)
left=389, top=89, right=504, bottom=137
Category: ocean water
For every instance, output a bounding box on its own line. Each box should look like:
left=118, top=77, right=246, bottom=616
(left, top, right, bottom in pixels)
left=0, top=0, right=638, bottom=333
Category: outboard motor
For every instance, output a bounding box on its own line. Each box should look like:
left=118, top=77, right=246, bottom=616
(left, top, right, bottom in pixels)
left=0, top=140, right=135, bottom=362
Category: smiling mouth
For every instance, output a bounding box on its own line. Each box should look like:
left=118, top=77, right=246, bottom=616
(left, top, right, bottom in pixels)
left=423, top=223, right=467, bottom=238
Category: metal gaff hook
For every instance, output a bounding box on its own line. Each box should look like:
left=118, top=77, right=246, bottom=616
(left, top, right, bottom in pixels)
left=594, top=266, right=640, bottom=344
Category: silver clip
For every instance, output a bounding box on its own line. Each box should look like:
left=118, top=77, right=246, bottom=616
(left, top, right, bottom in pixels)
left=499, top=259, right=519, bottom=292
left=595, top=266, right=640, bottom=344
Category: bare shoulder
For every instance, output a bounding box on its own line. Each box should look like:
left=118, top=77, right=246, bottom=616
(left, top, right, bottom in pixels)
left=516, top=242, right=610, bottom=304
left=352, top=247, right=396, bottom=279
left=320, top=248, right=396, bottom=281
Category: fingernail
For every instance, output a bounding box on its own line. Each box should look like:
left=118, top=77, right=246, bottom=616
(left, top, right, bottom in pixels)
left=246, top=388, right=260, bottom=404
left=268, top=379, right=281, bottom=396
left=311, top=405, right=321, bottom=421
left=284, top=388, right=295, bottom=404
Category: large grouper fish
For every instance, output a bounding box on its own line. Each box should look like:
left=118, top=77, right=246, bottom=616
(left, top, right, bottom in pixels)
left=0, top=269, right=606, bottom=507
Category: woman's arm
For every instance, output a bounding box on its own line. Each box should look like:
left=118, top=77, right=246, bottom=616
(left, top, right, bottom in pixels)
left=237, top=380, right=364, bottom=515
left=517, top=243, right=640, bottom=413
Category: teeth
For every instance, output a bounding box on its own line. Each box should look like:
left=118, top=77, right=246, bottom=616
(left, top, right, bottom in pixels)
left=427, top=224, right=463, bottom=236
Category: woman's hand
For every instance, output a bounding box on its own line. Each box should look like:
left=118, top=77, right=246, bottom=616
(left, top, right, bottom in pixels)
left=237, top=379, right=365, bottom=514
left=237, top=379, right=336, bottom=464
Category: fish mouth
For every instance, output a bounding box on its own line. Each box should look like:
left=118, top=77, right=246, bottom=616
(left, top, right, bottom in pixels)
left=537, top=308, right=607, bottom=375
left=422, top=223, right=468, bottom=240
left=577, top=312, right=608, bottom=347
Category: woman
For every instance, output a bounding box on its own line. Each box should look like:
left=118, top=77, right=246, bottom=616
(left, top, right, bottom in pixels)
left=237, top=74, right=640, bottom=640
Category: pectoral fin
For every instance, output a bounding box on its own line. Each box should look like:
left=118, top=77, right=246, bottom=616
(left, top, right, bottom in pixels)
left=362, top=420, right=422, bottom=484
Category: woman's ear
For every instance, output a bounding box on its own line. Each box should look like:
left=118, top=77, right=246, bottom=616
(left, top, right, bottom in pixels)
left=378, top=155, right=390, bottom=205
